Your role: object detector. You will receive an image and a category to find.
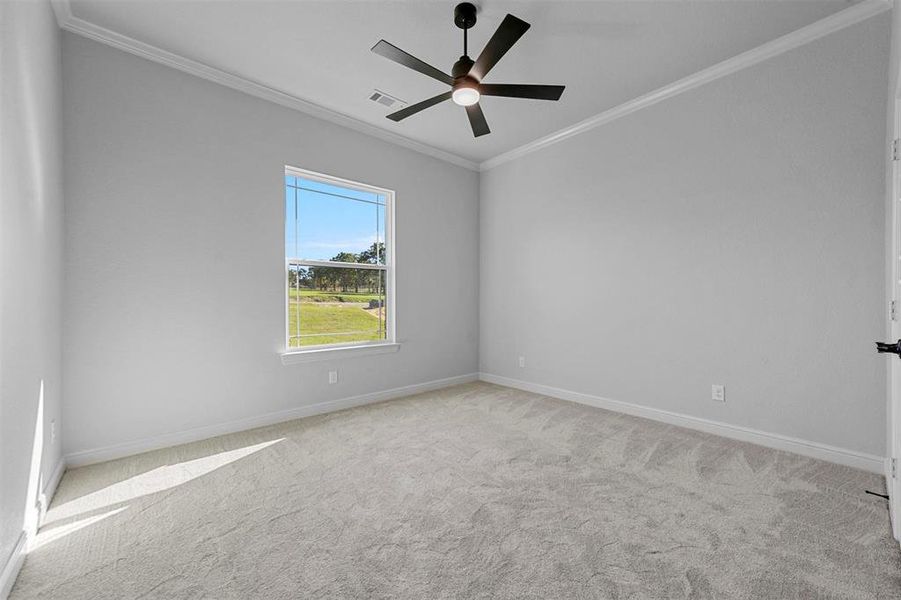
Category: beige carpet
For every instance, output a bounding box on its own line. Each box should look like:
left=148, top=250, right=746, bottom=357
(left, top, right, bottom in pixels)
left=10, top=382, right=901, bottom=598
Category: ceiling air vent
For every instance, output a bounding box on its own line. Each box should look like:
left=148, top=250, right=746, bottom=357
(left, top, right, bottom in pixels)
left=369, top=89, right=405, bottom=109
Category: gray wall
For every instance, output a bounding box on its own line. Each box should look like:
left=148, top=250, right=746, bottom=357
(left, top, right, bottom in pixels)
left=480, top=16, right=890, bottom=456
left=60, top=13, right=891, bottom=462
left=0, top=0, right=64, bottom=575
left=61, top=34, right=479, bottom=457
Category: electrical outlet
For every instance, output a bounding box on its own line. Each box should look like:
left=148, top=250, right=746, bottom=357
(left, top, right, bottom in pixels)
left=50, top=420, right=56, bottom=444
left=328, top=370, right=338, bottom=385
left=711, top=384, right=725, bottom=403
left=518, top=356, right=526, bottom=368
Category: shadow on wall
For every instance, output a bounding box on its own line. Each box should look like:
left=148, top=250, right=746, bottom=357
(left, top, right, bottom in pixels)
left=14, top=20, right=48, bottom=219
left=2, top=0, right=63, bottom=568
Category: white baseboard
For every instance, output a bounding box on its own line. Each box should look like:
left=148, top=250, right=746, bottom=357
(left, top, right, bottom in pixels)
left=38, top=459, right=66, bottom=525
left=480, top=373, right=884, bottom=474
left=0, top=532, right=26, bottom=600
left=0, top=459, right=68, bottom=598
left=65, top=373, right=479, bottom=467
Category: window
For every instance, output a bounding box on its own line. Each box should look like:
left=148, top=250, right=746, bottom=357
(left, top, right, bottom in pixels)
left=284, top=167, right=394, bottom=354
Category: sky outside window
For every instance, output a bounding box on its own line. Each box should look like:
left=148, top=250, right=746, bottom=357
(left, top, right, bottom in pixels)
left=285, top=175, right=385, bottom=261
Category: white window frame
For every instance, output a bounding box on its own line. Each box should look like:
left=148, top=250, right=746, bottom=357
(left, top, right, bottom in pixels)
left=281, top=166, right=398, bottom=364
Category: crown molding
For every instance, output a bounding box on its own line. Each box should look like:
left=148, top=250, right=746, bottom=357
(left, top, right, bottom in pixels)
left=50, top=1, right=480, bottom=172
left=479, top=0, right=893, bottom=171
left=52, top=0, right=891, bottom=174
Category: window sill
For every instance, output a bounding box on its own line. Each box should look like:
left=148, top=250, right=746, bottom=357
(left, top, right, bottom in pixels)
left=280, top=342, right=400, bottom=365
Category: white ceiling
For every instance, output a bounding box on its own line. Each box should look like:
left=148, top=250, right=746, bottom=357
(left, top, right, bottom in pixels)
left=67, top=0, right=856, bottom=163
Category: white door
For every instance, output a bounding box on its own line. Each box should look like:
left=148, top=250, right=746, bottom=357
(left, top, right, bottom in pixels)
left=887, top=103, right=901, bottom=542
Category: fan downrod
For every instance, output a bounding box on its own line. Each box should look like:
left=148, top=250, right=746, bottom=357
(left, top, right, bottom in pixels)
left=454, top=3, right=477, bottom=30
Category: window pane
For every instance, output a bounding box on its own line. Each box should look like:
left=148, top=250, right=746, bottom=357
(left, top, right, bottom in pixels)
left=288, top=266, right=386, bottom=348
left=285, top=176, right=385, bottom=263
left=376, top=202, right=386, bottom=265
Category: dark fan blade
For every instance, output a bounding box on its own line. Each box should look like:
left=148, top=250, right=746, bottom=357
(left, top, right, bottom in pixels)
left=470, top=14, right=530, bottom=81
left=479, top=84, right=565, bottom=101
left=386, top=91, right=453, bottom=121
left=371, top=40, right=454, bottom=86
left=465, top=103, right=490, bottom=137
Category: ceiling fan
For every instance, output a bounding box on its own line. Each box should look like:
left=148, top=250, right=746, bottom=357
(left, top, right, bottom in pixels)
left=371, top=2, right=565, bottom=138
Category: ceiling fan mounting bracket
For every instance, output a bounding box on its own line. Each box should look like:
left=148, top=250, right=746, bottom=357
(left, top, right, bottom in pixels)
left=454, top=3, right=477, bottom=30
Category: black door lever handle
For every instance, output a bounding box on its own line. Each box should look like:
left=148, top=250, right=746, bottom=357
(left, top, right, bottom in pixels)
left=876, top=340, right=901, bottom=356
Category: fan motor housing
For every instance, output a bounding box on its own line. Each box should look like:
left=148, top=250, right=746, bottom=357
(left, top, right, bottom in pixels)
left=452, top=55, right=475, bottom=80
left=454, top=3, right=477, bottom=30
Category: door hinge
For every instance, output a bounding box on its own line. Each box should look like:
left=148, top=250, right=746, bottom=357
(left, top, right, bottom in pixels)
left=892, top=300, right=897, bottom=322
left=894, top=139, right=900, bottom=161
left=892, top=458, right=897, bottom=479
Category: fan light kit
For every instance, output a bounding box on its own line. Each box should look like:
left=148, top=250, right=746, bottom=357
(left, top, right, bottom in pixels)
left=452, top=85, right=480, bottom=106
left=371, top=2, right=565, bottom=137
